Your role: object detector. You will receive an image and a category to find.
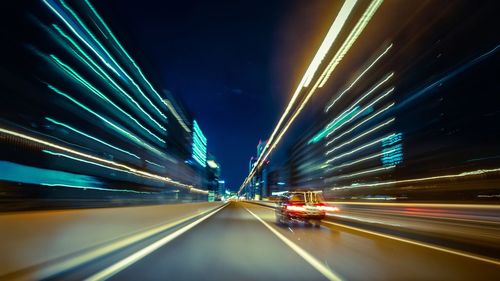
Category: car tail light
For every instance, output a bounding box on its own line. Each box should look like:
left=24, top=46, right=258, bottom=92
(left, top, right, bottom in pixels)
left=286, top=204, right=306, bottom=211
left=315, top=204, right=339, bottom=212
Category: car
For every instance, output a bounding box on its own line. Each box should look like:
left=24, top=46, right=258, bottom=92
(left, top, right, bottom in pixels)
left=275, top=191, right=339, bottom=227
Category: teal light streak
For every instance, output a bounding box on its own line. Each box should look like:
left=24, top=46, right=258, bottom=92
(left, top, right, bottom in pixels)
left=52, top=24, right=166, bottom=133
left=46, top=117, right=140, bottom=159
left=43, top=149, right=128, bottom=173
left=47, top=84, right=165, bottom=158
left=41, top=183, right=152, bottom=194
left=85, top=0, right=168, bottom=111
left=145, top=160, right=165, bottom=169
left=309, top=106, right=360, bottom=144
left=58, top=0, right=168, bottom=120
left=42, top=0, right=121, bottom=77
left=191, top=120, right=207, bottom=166
left=50, top=54, right=166, bottom=144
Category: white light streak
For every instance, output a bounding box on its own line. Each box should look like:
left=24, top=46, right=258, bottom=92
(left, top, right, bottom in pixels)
left=330, top=167, right=500, bottom=190
left=326, top=87, right=395, bottom=139
left=326, top=133, right=395, bottom=164
left=303, top=0, right=358, bottom=87
left=325, top=118, right=395, bottom=155
left=0, top=127, right=206, bottom=193
left=335, top=165, right=395, bottom=179
left=318, top=0, right=385, bottom=87
left=325, top=43, right=393, bottom=112
left=326, top=102, right=394, bottom=147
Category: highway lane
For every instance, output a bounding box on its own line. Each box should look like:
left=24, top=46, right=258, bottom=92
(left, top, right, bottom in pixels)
left=79, top=201, right=500, bottom=281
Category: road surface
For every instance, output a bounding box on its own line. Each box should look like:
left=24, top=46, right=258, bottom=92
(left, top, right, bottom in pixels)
left=38, top=201, right=500, bottom=281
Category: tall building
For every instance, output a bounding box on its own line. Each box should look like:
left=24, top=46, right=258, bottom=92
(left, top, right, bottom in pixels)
left=248, top=140, right=270, bottom=199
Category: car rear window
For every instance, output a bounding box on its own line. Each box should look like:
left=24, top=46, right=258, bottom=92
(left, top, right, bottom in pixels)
left=288, top=193, right=305, bottom=203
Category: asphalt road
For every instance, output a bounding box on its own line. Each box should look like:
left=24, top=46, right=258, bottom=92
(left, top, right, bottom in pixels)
left=76, top=201, right=500, bottom=281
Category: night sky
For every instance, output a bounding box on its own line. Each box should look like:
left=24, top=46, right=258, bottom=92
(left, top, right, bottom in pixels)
left=92, top=0, right=338, bottom=190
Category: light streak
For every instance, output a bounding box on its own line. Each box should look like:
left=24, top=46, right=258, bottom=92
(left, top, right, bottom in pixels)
left=326, top=102, right=394, bottom=147
left=50, top=55, right=166, bottom=144
left=162, top=99, right=191, bottom=132
left=238, top=0, right=384, bottom=194
left=44, top=0, right=168, bottom=120
left=0, top=127, right=207, bottom=192
left=145, top=160, right=165, bottom=169
left=42, top=149, right=130, bottom=174
left=325, top=43, right=393, bottom=112
left=325, top=118, right=395, bottom=155
left=326, top=87, right=395, bottom=139
left=85, top=0, right=188, bottom=129
left=318, top=0, right=385, bottom=87
left=327, top=72, right=393, bottom=131
left=330, top=167, right=500, bottom=190
left=243, top=0, right=359, bottom=188
left=192, top=120, right=207, bottom=167
left=41, top=183, right=152, bottom=194
left=309, top=106, right=360, bottom=144
left=326, top=133, right=395, bottom=164
left=47, top=84, right=166, bottom=158
left=302, top=0, right=358, bottom=87
left=52, top=24, right=166, bottom=133
left=325, top=147, right=399, bottom=172
left=46, top=117, right=140, bottom=159
left=335, top=165, right=395, bottom=179
left=42, top=0, right=121, bottom=76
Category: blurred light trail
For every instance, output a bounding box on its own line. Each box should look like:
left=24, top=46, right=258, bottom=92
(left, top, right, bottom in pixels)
left=326, top=146, right=400, bottom=172
left=49, top=55, right=166, bottom=143
left=325, top=43, right=393, bottom=112
left=326, top=202, right=500, bottom=209
left=318, top=0, right=385, bottom=87
left=239, top=0, right=386, bottom=194
left=330, top=167, right=500, bottom=190
left=84, top=0, right=191, bottom=132
left=328, top=72, right=394, bottom=126
left=0, top=127, right=206, bottom=193
left=239, top=0, right=362, bottom=193
left=43, top=0, right=168, bottom=120
left=45, top=117, right=141, bottom=159
left=52, top=24, right=167, bottom=134
left=0, top=160, right=101, bottom=188
left=326, top=87, right=395, bottom=139
left=42, top=149, right=131, bottom=173
left=161, top=98, right=191, bottom=132
left=145, top=160, right=165, bottom=169
left=326, top=133, right=396, bottom=164
left=325, top=118, right=395, bottom=155
left=335, top=165, right=395, bottom=179
left=47, top=85, right=166, bottom=158
left=41, top=183, right=151, bottom=194
left=326, top=102, right=395, bottom=147
left=396, top=43, right=500, bottom=111
left=302, top=0, right=358, bottom=87
left=309, top=106, right=360, bottom=144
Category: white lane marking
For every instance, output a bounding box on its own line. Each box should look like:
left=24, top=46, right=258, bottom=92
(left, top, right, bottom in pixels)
left=245, top=208, right=343, bottom=281
left=22, top=204, right=225, bottom=280
left=86, top=204, right=228, bottom=281
left=248, top=201, right=500, bottom=265
left=323, top=221, right=500, bottom=266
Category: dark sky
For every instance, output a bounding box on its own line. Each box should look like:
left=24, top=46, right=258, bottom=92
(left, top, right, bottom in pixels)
left=93, top=0, right=339, bottom=190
